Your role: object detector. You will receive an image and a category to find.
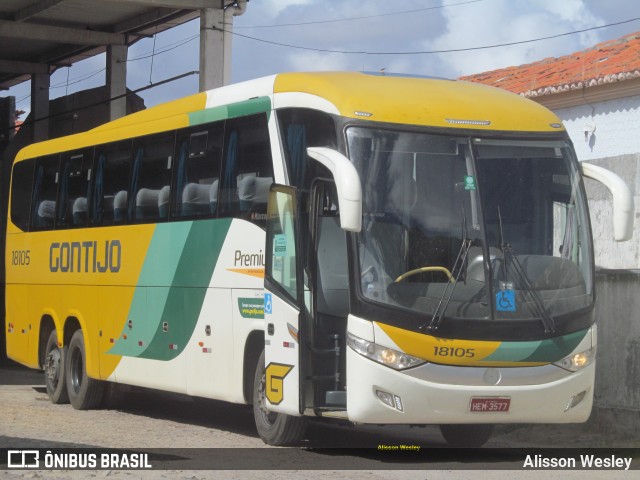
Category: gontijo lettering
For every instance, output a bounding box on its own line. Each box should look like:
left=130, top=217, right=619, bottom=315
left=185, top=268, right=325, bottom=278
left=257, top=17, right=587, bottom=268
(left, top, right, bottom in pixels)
left=49, top=240, right=121, bottom=273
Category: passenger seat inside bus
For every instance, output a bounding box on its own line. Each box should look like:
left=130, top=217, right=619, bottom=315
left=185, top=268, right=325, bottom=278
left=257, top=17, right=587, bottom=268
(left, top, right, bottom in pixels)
left=72, top=197, right=88, bottom=225
left=135, top=188, right=167, bottom=220
left=113, top=190, right=128, bottom=222
left=238, top=175, right=272, bottom=212
left=181, top=180, right=218, bottom=216
left=158, top=185, right=170, bottom=219
left=36, top=200, right=56, bottom=227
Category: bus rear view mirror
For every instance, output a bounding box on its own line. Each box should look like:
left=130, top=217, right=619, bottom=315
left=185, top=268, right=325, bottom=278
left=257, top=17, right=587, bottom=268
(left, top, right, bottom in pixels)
left=581, top=162, right=634, bottom=242
left=307, top=147, right=362, bottom=232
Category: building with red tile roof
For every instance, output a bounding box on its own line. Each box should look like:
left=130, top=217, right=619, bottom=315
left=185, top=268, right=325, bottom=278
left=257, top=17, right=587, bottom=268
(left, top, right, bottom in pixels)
left=460, top=32, right=640, bottom=108
left=461, top=32, right=640, bottom=270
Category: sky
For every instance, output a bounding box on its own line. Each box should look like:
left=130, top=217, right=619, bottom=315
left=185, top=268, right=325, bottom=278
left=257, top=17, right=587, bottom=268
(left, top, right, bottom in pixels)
left=4, top=0, right=640, bottom=118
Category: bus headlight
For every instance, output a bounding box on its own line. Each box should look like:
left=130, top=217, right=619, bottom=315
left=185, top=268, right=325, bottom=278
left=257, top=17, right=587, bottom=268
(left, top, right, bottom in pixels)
left=553, top=346, right=596, bottom=372
left=347, top=333, right=426, bottom=370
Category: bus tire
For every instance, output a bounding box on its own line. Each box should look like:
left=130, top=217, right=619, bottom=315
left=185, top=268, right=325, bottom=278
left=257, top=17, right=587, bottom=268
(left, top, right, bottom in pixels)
left=252, top=350, right=306, bottom=446
left=44, top=329, right=69, bottom=404
left=65, top=330, right=105, bottom=410
left=439, top=424, right=494, bottom=447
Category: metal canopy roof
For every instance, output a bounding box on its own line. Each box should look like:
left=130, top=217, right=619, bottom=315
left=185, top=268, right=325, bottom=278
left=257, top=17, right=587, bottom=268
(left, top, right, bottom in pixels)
left=0, top=0, right=224, bottom=91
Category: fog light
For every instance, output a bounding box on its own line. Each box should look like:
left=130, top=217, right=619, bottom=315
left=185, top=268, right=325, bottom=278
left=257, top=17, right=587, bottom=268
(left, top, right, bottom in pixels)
left=565, top=390, right=587, bottom=412
left=376, top=390, right=403, bottom=412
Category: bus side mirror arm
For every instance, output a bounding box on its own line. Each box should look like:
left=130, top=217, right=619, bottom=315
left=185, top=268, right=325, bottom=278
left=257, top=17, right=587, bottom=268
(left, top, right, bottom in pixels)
left=307, top=147, right=362, bottom=232
left=581, top=162, right=634, bottom=242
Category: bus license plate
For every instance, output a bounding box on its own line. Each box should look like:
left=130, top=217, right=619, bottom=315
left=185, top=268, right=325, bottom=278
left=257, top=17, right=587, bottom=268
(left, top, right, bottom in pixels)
left=470, top=397, right=511, bottom=412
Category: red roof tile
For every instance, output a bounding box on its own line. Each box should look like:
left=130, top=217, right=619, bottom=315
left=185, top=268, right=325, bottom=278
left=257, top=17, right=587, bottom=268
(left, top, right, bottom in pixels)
left=460, top=32, right=640, bottom=98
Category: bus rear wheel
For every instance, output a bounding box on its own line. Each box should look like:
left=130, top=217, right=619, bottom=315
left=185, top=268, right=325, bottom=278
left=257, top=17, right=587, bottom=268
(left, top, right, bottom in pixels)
left=439, top=424, right=494, bottom=447
left=252, top=351, right=306, bottom=446
left=65, top=330, right=105, bottom=410
left=44, top=329, right=69, bottom=404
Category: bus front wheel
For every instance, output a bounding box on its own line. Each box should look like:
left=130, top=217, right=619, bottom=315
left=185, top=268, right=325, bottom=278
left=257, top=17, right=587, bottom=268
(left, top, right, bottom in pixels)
left=65, top=330, right=105, bottom=410
left=439, top=424, right=494, bottom=447
left=44, top=329, right=69, bottom=404
left=252, top=351, right=306, bottom=446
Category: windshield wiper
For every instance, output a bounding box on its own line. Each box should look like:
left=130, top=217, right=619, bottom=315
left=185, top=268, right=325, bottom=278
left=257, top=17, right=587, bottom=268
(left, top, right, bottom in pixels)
left=497, top=207, right=556, bottom=334
left=420, top=210, right=472, bottom=332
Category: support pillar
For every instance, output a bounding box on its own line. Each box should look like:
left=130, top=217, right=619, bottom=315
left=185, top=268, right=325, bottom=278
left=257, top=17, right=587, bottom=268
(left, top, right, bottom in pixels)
left=31, top=72, right=50, bottom=142
left=0, top=96, right=16, bottom=150
left=199, top=7, right=225, bottom=92
left=107, top=44, right=128, bottom=121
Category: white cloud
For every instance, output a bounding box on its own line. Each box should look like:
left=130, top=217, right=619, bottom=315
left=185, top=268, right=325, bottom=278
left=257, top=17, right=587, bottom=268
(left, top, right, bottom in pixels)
left=416, top=0, right=611, bottom=77
left=286, top=50, right=352, bottom=72
left=6, top=0, right=638, bottom=109
left=261, top=0, right=316, bottom=17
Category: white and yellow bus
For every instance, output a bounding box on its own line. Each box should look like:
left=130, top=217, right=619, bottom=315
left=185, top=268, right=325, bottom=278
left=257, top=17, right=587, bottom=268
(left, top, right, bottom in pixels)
left=5, top=72, right=633, bottom=447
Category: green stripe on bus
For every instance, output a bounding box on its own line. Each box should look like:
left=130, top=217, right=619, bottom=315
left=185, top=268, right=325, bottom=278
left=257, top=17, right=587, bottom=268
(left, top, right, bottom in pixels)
left=521, top=328, right=589, bottom=363
left=484, top=328, right=589, bottom=363
left=108, top=222, right=192, bottom=357
left=137, top=218, right=232, bottom=361
left=188, top=97, right=272, bottom=126
left=108, top=219, right=231, bottom=360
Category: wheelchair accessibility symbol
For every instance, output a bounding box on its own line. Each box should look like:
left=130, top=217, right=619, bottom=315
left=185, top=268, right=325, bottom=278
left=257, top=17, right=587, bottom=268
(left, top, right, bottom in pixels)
left=264, top=293, right=273, bottom=315
left=496, top=290, right=516, bottom=312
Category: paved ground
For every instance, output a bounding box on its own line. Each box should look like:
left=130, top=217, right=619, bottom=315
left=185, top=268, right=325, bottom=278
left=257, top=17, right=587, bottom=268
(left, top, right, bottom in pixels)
left=1, top=362, right=638, bottom=479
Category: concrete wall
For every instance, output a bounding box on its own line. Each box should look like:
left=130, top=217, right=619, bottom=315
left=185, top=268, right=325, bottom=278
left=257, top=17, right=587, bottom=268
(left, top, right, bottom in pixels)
left=582, top=154, right=640, bottom=270
left=550, top=96, right=640, bottom=269
left=550, top=93, right=640, bottom=436
left=591, top=270, right=640, bottom=436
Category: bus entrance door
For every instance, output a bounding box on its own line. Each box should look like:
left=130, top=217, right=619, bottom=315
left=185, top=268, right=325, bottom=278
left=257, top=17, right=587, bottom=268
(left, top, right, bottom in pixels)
left=263, top=185, right=304, bottom=416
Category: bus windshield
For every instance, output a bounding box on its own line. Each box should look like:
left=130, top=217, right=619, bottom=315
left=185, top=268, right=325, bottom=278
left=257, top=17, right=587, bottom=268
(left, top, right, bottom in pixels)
left=347, top=127, right=593, bottom=327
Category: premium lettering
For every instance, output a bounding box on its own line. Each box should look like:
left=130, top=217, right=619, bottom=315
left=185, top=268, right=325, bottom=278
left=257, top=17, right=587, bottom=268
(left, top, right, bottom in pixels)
left=234, top=249, right=264, bottom=267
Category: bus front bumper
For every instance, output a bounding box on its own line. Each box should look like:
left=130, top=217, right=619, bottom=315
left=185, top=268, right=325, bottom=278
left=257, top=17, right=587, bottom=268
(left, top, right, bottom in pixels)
left=346, top=347, right=594, bottom=425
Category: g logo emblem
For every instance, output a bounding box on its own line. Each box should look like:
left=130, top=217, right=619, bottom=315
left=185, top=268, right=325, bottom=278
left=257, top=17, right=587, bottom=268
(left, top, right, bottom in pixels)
left=265, top=363, right=293, bottom=405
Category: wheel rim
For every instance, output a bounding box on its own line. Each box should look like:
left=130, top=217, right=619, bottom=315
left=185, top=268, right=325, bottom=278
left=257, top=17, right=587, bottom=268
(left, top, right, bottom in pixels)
left=45, top=348, right=61, bottom=387
left=69, top=346, right=83, bottom=394
left=257, top=372, right=278, bottom=427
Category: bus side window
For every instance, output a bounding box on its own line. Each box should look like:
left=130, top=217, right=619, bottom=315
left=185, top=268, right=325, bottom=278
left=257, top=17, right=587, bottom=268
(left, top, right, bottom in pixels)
left=57, top=149, right=93, bottom=228
left=30, top=154, right=60, bottom=230
left=277, top=108, right=337, bottom=189
left=92, top=140, right=132, bottom=225
left=10, top=159, right=35, bottom=231
left=172, top=122, right=223, bottom=219
left=131, top=132, right=175, bottom=222
left=220, top=114, right=273, bottom=225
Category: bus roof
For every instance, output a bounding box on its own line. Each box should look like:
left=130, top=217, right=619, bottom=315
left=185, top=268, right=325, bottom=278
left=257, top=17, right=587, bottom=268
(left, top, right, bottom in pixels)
left=16, top=71, right=564, bottom=161
left=273, top=71, right=564, bottom=133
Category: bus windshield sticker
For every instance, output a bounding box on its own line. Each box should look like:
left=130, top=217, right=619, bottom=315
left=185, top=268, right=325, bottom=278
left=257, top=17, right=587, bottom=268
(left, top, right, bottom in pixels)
left=496, top=289, right=516, bottom=312
left=273, top=234, right=287, bottom=257
left=464, top=175, right=476, bottom=190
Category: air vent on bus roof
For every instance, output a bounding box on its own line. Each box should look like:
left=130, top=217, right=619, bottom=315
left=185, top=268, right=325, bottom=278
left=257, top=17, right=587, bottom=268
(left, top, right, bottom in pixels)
left=362, top=71, right=451, bottom=81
